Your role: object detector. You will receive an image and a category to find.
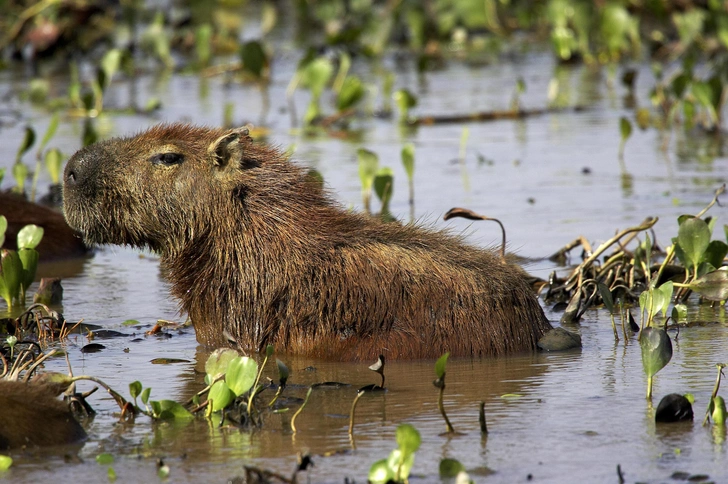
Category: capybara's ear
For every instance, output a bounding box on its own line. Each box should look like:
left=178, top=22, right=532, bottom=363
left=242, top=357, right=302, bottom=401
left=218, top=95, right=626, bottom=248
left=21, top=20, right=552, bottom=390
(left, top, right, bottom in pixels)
left=208, top=127, right=253, bottom=169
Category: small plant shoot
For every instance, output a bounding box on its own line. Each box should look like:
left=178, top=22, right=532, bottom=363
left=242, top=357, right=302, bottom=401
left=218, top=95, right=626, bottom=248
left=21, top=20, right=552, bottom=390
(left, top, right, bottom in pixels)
left=640, top=327, right=673, bottom=400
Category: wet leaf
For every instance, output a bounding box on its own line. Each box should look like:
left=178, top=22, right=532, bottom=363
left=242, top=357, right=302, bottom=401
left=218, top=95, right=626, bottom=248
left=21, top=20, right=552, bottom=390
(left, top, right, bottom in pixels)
left=129, top=381, right=142, bottom=399
left=276, top=359, right=289, bottom=384
left=99, top=48, right=122, bottom=89
left=597, top=282, right=614, bottom=313
left=15, top=126, right=35, bottom=163
left=17, top=224, right=43, bottom=250
left=635, top=107, right=651, bottom=129
left=205, top=348, right=239, bottom=382
left=153, top=399, right=194, bottom=420
left=393, top=89, right=417, bottom=121
left=619, top=116, right=632, bottom=141
left=122, top=319, right=140, bottom=326
left=0, top=216, right=6, bottom=249
left=108, top=467, right=116, bottom=481
left=388, top=448, right=415, bottom=482
left=45, top=148, right=64, bottom=185
left=368, top=459, right=394, bottom=484
left=712, top=396, right=727, bottom=425
left=266, top=344, right=274, bottom=357
left=671, top=304, right=688, bottom=323
left=195, top=24, right=212, bottom=67
left=39, top=112, right=60, bottom=152
left=439, top=458, right=466, bottom=477
left=435, top=352, right=449, bottom=379
left=18, top=248, right=39, bottom=293
left=357, top=148, right=379, bottom=212
left=150, top=358, right=189, bottom=364
left=677, top=217, right=711, bottom=274
left=396, top=423, right=421, bottom=456
left=373, top=167, right=394, bottom=213
left=208, top=380, right=235, bottom=412
left=12, top=163, right=28, bottom=192
left=401, top=144, right=415, bottom=181
left=702, top=240, right=728, bottom=270
left=141, top=387, right=151, bottom=405
left=96, top=453, right=114, bottom=465
left=336, top=76, right=365, bottom=111
left=688, top=268, right=728, bottom=301
left=640, top=327, right=672, bottom=379
left=240, top=40, right=267, bottom=79
left=0, top=455, right=11, bottom=470
left=0, top=249, right=22, bottom=306
left=300, top=57, right=333, bottom=99
left=225, top=356, right=258, bottom=396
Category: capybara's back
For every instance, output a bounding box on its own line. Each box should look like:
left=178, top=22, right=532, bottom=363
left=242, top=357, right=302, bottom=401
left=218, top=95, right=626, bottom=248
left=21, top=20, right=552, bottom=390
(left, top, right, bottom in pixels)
left=0, top=380, right=86, bottom=449
left=63, top=123, right=552, bottom=360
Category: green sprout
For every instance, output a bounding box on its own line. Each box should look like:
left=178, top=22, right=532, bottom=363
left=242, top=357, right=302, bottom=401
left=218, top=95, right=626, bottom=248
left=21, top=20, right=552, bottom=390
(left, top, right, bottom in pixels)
left=368, top=423, right=421, bottom=484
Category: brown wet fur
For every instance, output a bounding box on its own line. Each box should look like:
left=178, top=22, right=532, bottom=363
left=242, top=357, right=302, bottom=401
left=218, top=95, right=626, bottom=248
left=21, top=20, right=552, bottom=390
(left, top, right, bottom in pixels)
left=62, top=123, right=552, bottom=361
left=0, top=380, right=86, bottom=449
left=0, top=191, right=89, bottom=261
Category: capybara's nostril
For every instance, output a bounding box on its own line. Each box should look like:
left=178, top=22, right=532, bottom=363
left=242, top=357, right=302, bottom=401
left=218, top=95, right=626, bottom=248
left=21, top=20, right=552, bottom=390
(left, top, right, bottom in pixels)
left=66, top=167, right=77, bottom=185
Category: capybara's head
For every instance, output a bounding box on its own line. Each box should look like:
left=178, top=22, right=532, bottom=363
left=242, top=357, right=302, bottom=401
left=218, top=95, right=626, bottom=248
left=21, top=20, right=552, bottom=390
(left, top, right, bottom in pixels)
left=63, top=124, right=268, bottom=253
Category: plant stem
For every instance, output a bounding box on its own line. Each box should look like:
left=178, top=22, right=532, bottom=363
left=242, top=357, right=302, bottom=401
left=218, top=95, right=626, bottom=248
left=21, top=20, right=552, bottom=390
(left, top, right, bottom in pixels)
left=291, top=387, right=313, bottom=434
left=438, top=385, right=454, bottom=433
left=703, top=363, right=726, bottom=426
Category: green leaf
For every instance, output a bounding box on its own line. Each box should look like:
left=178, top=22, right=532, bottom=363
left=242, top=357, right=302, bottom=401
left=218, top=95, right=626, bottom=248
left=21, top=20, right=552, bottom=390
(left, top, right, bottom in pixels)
left=0, top=249, right=22, bottom=306
left=225, top=356, right=258, bottom=397
left=108, top=466, right=116, bottom=481
left=265, top=344, right=274, bottom=357
left=357, top=149, right=379, bottom=188
left=671, top=303, right=688, bottom=323
left=276, top=359, right=289, bottom=384
left=640, top=327, right=673, bottom=379
left=598, top=282, right=614, bottom=313
left=122, top=319, right=141, bottom=326
left=0, top=455, right=12, bottom=470
left=688, top=268, right=728, bottom=301
left=129, top=381, right=142, bottom=399
left=677, top=217, right=711, bottom=274
left=439, top=458, right=466, bottom=478
left=208, top=380, right=235, bottom=412
left=619, top=116, right=632, bottom=141
left=655, top=281, right=674, bottom=317
left=373, top=167, right=394, bottom=213
left=17, top=225, right=43, bottom=250
left=18, top=248, right=39, bottom=292
left=401, top=144, right=415, bottom=181
left=393, top=89, right=417, bottom=121
left=396, top=423, right=421, bottom=456
left=100, top=49, right=122, bottom=89
left=0, top=216, right=6, bottom=248
left=336, top=76, right=365, bottom=111
left=12, top=163, right=29, bottom=193
left=240, top=40, right=268, bottom=79
left=300, top=57, right=333, bottom=99
left=15, top=126, right=35, bottom=163
left=152, top=399, right=194, bottom=420
left=692, top=81, right=718, bottom=122
left=141, top=387, right=151, bottom=405
left=702, top=240, right=728, bottom=269
left=195, top=24, right=213, bottom=66
left=44, top=148, right=64, bottom=185
left=96, top=453, right=114, bottom=465
left=712, top=396, right=726, bottom=425
left=39, top=112, right=60, bottom=153
left=435, top=352, right=450, bottom=379
left=388, top=448, right=415, bottom=482
left=368, top=458, right=394, bottom=484
left=205, top=348, right=239, bottom=381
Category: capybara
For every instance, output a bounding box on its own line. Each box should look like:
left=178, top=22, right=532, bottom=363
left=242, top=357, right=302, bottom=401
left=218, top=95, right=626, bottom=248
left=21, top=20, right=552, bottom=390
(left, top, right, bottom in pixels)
left=0, top=380, right=86, bottom=449
left=62, top=123, right=552, bottom=360
left=1, top=191, right=89, bottom=261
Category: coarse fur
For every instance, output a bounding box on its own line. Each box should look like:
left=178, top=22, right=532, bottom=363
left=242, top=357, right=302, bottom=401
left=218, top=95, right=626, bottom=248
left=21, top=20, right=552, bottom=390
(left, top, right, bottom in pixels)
left=0, top=380, right=86, bottom=449
left=63, top=123, right=552, bottom=361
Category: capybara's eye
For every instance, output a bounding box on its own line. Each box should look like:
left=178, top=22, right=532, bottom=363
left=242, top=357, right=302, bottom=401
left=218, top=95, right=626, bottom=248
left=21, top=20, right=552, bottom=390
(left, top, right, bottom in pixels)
left=150, top=153, right=185, bottom=166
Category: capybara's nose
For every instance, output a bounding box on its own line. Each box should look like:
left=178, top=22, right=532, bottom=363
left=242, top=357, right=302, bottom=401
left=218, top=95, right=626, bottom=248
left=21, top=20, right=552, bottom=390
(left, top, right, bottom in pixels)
left=64, top=149, right=98, bottom=197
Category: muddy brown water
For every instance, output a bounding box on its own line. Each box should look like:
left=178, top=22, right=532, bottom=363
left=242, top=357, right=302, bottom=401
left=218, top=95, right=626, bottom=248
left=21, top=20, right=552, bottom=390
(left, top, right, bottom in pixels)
left=1, top=46, right=728, bottom=483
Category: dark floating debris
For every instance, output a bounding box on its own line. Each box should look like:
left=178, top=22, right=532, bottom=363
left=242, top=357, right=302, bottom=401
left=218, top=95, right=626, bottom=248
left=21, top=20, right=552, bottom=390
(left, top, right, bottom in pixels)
left=655, top=394, right=694, bottom=423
